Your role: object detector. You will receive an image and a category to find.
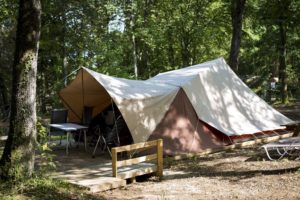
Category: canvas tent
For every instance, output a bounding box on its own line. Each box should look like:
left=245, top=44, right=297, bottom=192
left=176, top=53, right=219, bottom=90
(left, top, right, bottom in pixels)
left=59, top=57, right=293, bottom=154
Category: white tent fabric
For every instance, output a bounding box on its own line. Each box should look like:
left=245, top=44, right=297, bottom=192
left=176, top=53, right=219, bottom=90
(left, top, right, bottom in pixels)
left=84, top=68, right=180, bottom=142
left=60, top=57, right=293, bottom=144
left=68, top=68, right=179, bottom=143
left=149, top=58, right=293, bottom=136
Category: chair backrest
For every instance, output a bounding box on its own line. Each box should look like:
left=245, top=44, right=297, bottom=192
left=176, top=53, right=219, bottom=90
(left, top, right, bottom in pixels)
left=82, top=106, right=93, bottom=125
left=50, top=109, right=68, bottom=132
left=51, top=109, right=68, bottom=124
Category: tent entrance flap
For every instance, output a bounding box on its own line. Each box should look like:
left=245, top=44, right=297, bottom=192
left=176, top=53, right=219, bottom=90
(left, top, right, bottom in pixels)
left=59, top=68, right=112, bottom=123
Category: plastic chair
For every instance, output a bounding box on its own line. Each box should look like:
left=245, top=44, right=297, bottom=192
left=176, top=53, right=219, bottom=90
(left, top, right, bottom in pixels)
left=48, top=109, right=68, bottom=144
left=262, top=136, right=300, bottom=160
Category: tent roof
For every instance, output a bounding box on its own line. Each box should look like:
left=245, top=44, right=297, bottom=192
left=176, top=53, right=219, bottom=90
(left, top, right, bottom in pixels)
left=60, top=57, right=293, bottom=143
left=83, top=67, right=179, bottom=102
left=148, top=58, right=293, bottom=136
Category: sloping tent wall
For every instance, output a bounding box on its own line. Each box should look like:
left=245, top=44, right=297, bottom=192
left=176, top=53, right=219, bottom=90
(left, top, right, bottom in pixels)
left=148, top=58, right=293, bottom=137
left=59, top=69, right=112, bottom=122
left=148, top=89, right=230, bottom=155
left=60, top=67, right=179, bottom=143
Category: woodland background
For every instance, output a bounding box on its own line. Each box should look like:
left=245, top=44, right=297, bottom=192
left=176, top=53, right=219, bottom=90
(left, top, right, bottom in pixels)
left=0, top=0, right=300, bottom=116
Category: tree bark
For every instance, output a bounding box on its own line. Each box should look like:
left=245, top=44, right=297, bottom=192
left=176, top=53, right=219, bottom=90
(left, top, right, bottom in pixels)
left=0, top=73, right=8, bottom=114
left=124, top=0, right=138, bottom=79
left=62, top=2, right=68, bottom=86
left=278, top=22, right=288, bottom=103
left=181, top=34, right=191, bottom=67
left=229, top=0, right=246, bottom=73
left=0, top=0, right=41, bottom=179
left=167, top=28, right=175, bottom=67
left=132, top=29, right=138, bottom=79
left=130, top=3, right=138, bottom=79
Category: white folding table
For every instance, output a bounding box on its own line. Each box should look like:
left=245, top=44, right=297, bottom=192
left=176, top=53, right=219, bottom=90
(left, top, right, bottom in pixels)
left=49, top=123, right=88, bottom=155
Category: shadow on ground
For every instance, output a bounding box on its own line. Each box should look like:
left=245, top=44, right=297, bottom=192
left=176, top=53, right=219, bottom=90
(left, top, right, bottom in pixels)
left=163, top=147, right=300, bottom=182
left=0, top=179, right=108, bottom=200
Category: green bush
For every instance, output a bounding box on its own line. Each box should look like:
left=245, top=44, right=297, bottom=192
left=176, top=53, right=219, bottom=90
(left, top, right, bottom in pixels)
left=35, top=118, right=56, bottom=175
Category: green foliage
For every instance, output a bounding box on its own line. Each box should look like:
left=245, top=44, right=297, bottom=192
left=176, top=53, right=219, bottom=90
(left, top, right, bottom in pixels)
left=1, top=0, right=300, bottom=109
left=36, top=119, right=56, bottom=175
left=0, top=0, right=17, bottom=110
left=36, top=0, right=300, bottom=106
left=0, top=119, right=55, bottom=182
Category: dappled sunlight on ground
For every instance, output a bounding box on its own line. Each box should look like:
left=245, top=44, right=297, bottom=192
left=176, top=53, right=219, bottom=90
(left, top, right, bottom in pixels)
left=101, top=146, right=300, bottom=200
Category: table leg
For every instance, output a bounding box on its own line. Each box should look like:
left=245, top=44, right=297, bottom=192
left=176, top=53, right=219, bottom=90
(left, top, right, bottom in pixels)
left=66, top=132, right=69, bottom=155
left=77, top=131, right=81, bottom=148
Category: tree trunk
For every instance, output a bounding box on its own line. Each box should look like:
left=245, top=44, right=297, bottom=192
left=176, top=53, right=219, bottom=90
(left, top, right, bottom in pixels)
left=132, top=30, right=138, bottom=79
left=167, top=29, right=175, bottom=67
left=124, top=0, right=138, bottom=78
left=40, top=70, right=47, bottom=113
left=130, top=4, right=138, bottom=79
left=62, top=3, right=68, bottom=86
left=278, top=22, right=288, bottom=103
left=0, top=0, right=41, bottom=179
left=0, top=73, right=8, bottom=114
left=228, top=0, right=246, bottom=73
left=181, top=34, right=191, bottom=67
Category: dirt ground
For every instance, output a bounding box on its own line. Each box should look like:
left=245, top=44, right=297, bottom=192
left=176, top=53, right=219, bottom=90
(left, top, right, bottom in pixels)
left=99, top=103, right=300, bottom=200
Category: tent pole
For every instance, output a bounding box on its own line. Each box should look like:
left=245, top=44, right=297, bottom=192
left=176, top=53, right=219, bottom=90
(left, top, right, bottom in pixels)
left=58, top=68, right=83, bottom=122
left=111, top=98, right=120, bottom=145
left=81, top=69, right=85, bottom=122
left=63, top=67, right=81, bottom=84
left=59, top=93, right=81, bottom=121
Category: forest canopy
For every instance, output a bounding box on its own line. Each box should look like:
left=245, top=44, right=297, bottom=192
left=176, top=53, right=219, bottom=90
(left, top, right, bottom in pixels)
left=0, top=0, right=300, bottom=114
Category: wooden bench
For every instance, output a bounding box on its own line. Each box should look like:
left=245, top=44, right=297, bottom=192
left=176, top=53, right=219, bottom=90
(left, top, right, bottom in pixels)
left=111, top=139, right=163, bottom=181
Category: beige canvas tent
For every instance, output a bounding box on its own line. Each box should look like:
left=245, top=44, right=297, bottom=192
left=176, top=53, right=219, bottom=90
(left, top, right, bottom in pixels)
left=59, top=58, right=293, bottom=154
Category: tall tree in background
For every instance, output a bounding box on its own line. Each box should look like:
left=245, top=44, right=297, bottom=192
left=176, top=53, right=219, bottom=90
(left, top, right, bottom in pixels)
left=0, top=0, right=41, bottom=179
left=0, top=74, right=8, bottom=114
left=261, top=0, right=297, bottom=103
left=0, top=0, right=17, bottom=116
left=277, top=0, right=291, bottom=103
left=124, top=0, right=138, bottom=79
left=229, top=0, right=246, bottom=72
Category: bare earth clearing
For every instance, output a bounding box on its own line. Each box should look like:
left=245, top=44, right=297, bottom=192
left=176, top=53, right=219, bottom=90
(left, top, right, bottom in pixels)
left=99, top=103, right=300, bottom=200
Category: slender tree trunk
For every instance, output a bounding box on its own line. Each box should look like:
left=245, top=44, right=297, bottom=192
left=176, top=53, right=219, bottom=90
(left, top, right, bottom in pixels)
left=40, top=70, right=47, bottom=113
left=0, top=0, right=41, bottom=179
left=62, top=2, right=68, bottom=86
left=278, top=22, right=288, bottom=103
left=181, top=34, right=191, bottom=67
left=167, top=29, right=175, bottom=67
left=0, top=43, right=8, bottom=114
left=228, top=0, right=246, bottom=73
left=130, top=6, right=138, bottom=79
left=124, top=0, right=138, bottom=78
left=132, top=32, right=138, bottom=79
left=0, top=73, right=8, bottom=113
